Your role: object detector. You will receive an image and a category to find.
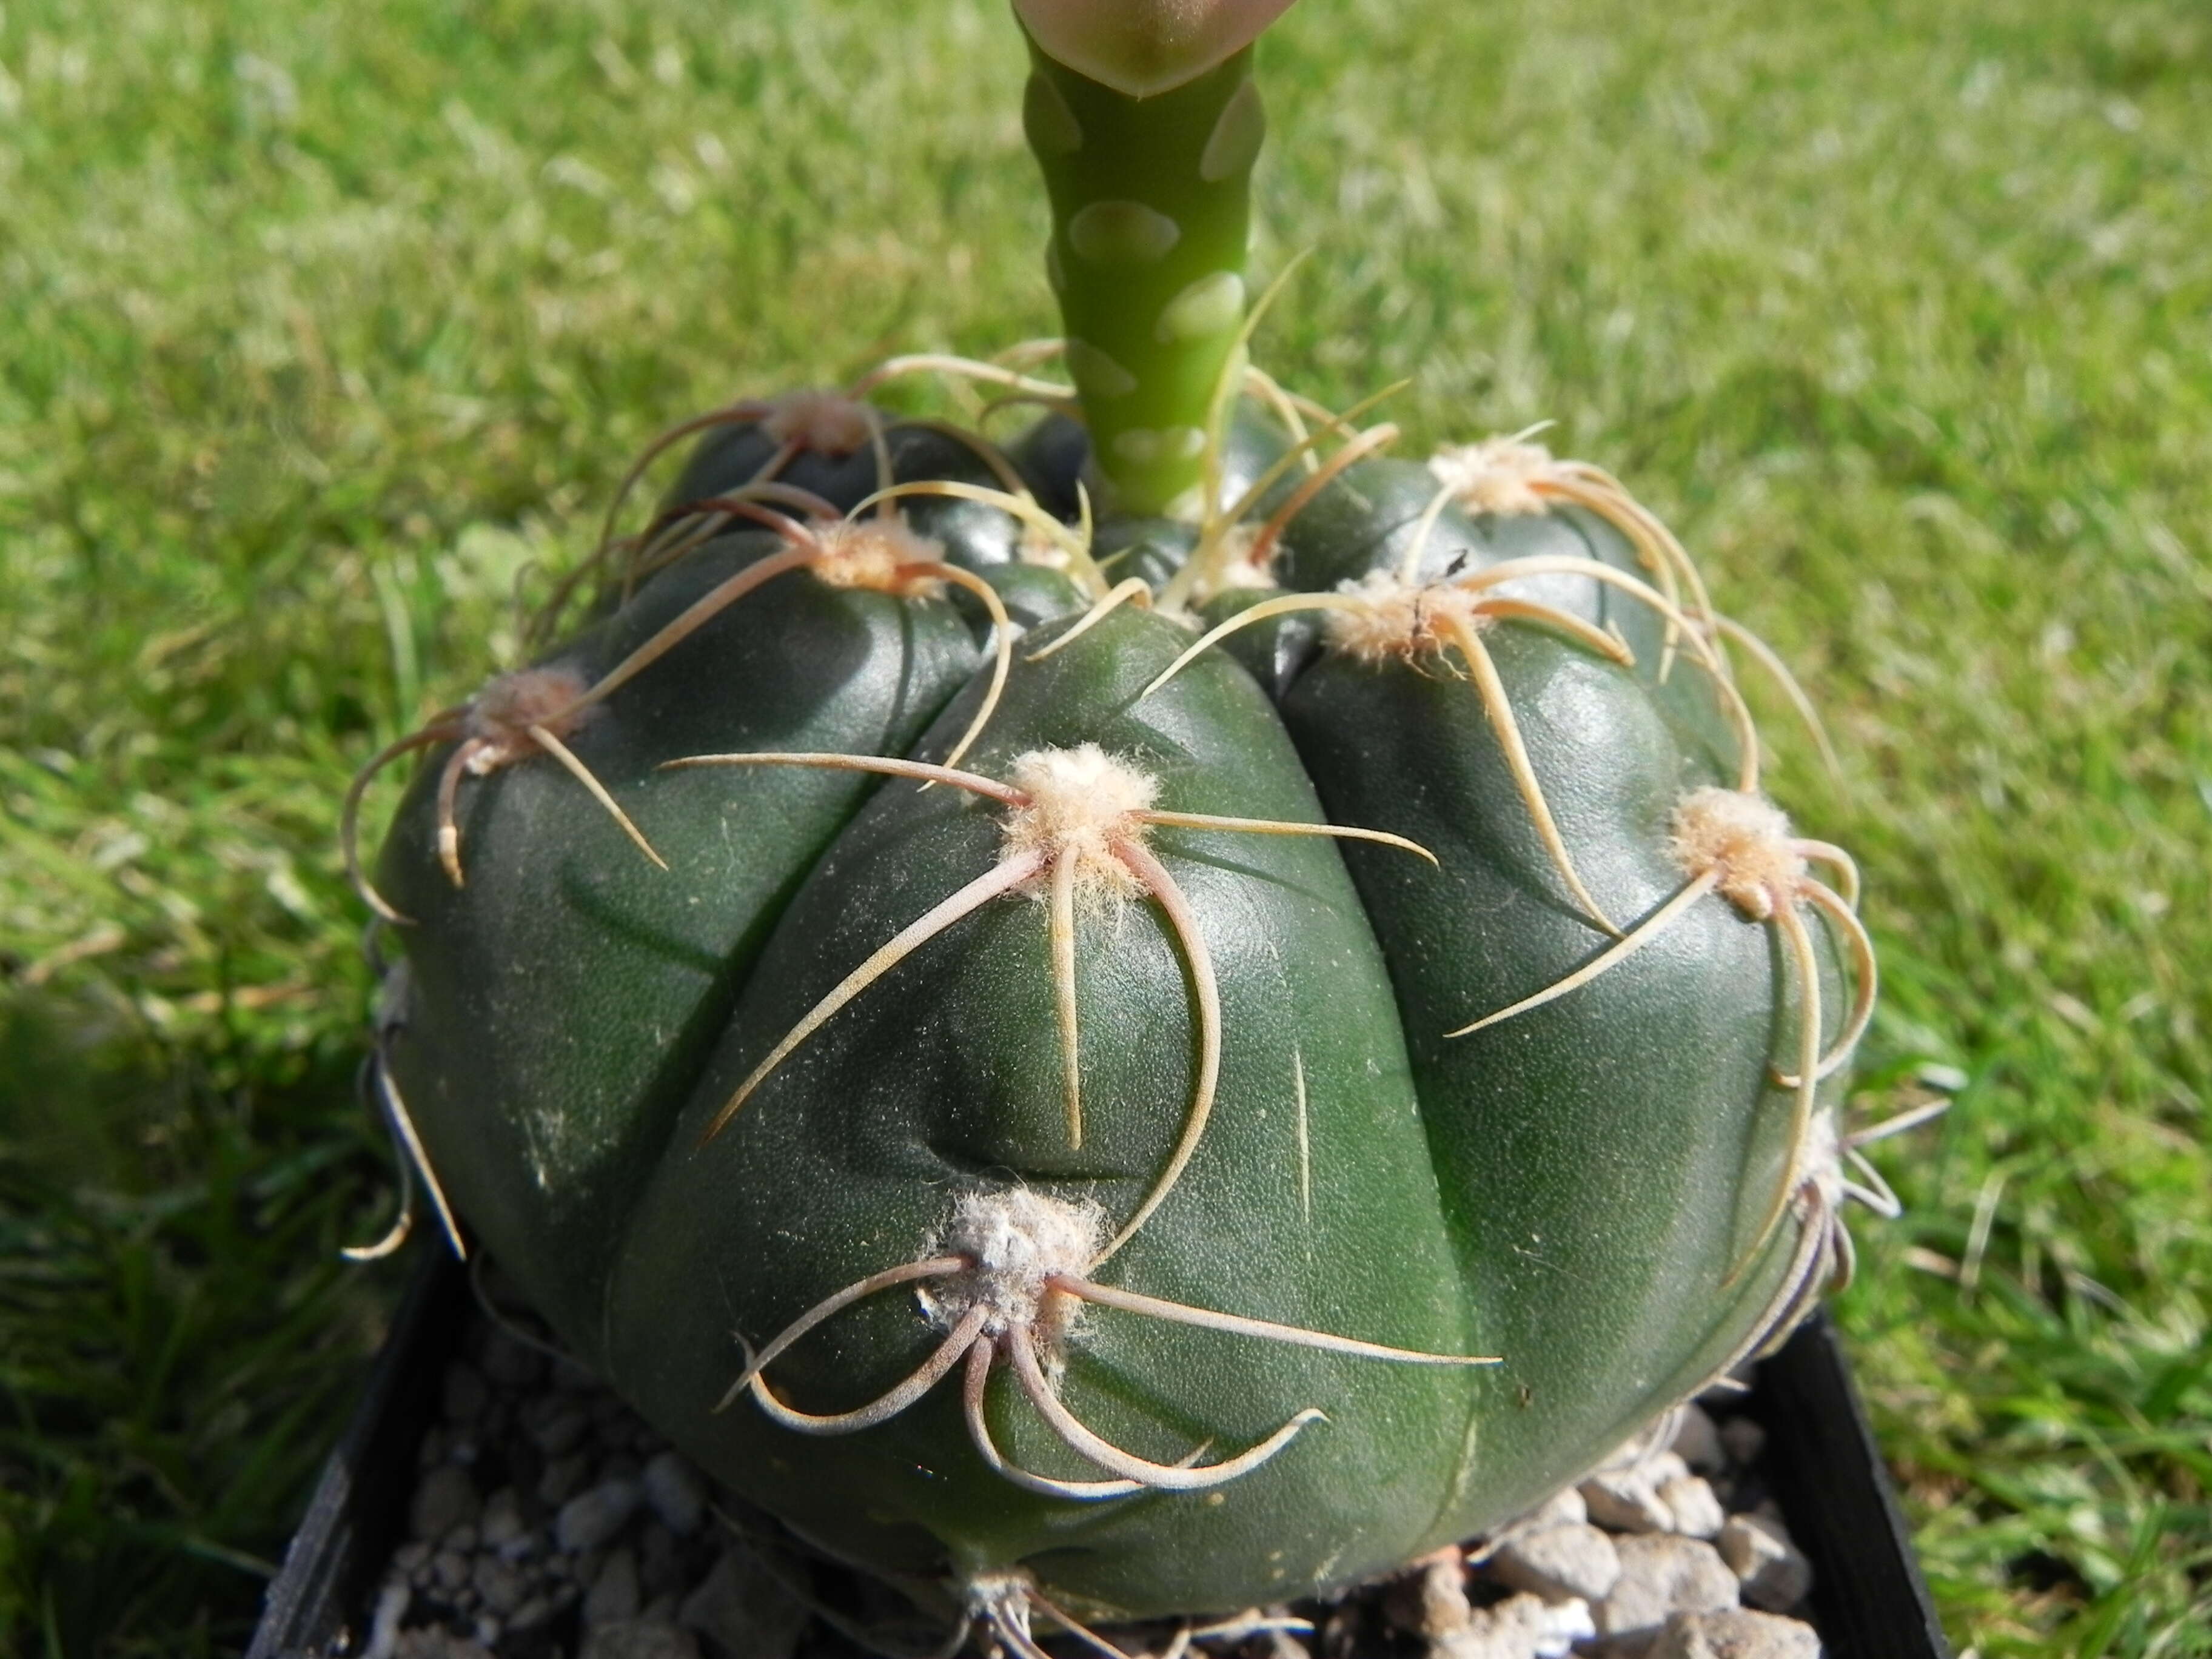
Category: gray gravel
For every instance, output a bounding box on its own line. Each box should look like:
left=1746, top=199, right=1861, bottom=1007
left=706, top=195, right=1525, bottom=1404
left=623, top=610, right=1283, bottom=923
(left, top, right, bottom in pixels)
left=372, top=1304, right=1826, bottom=1659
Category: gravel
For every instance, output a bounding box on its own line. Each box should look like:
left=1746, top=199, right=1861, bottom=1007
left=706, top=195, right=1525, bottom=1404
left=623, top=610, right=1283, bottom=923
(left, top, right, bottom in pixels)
left=1647, top=1609, right=1824, bottom=1659
left=1589, top=1535, right=1741, bottom=1648
left=369, top=1298, right=1826, bottom=1659
left=1717, top=1514, right=1815, bottom=1614
left=1485, top=1524, right=1623, bottom=1604
left=1654, top=1475, right=1727, bottom=1543
left=1667, top=1407, right=1726, bottom=1478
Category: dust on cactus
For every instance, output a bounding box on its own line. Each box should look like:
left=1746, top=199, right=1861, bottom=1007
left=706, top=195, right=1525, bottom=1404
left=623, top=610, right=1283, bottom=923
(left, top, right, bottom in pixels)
left=341, top=0, right=1934, bottom=1646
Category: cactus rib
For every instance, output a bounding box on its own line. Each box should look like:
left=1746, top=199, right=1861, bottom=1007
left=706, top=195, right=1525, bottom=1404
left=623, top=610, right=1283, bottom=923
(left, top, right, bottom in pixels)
left=1141, top=560, right=1740, bottom=934
left=662, top=745, right=1430, bottom=1205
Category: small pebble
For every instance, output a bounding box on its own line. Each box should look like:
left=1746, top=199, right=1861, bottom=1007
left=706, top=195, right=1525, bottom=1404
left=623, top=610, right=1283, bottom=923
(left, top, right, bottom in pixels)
left=472, top=1553, right=526, bottom=1616
left=500, top=1530, right=544, bottom=1564
left=1718, top=1418, right=1767, bottom=1467
left=525, top=1395, right=591, bottom=1457
left=471, top=1615, right=501, bottom=1649
left=581, top=1620, right=701, bottom=1659
left=540, top=1451, right=592, bottom=1506
left=1581, top=1453, right=1689, bottom=1535
left=409, top=1466, right=479, bottom=1542
left=1484, top=1522, right=1621, bottom=1604
left=443, top=1524, right=478, bottom=1554
left=643, top=1450, right=708, bottom=1537
left=441, top=1362, right=489, bottom=1426
left=1644, top=1452, right=1693, bottom=1486
left=560, top=1477, right=645, bottom=1554
left=1647, top=1608, right=1823, bottom=1659
left=1433, top=1592, right=1591, bottom=1659
left=1717, top=1514, right=1814, bottom=1612
left=1669, top=1405, right=1726, bottom=1475
left=1384, top=1548, right=1470, bottom=1637
left=679, top=1548, right=810, bottom=1659
left=586, top=1547, right=643, bottom=1627
left=432, top=1550, right=470, bottom=1594
left=395, top=1632, right=494, bottom=1659
left=1493, top=1486, right=1587, bottom=1543
left=361, top=1579, right=410, bottom=1659
left=1594, top=1535, right=1739, bottom=1644
left=639, top=1521, right=685, bottom=1601
left=1657, top=1475, right=1727, bottom=1541
left=394, top=1541, right=431, bottom=1575
left=480, top=1486, right=528, bottom=1552
left=509, top=1595, right=555, bottom=1633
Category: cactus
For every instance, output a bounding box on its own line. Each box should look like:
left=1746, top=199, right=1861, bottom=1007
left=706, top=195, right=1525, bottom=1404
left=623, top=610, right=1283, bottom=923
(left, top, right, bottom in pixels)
left=347, top=1, right=1925, bottom=1644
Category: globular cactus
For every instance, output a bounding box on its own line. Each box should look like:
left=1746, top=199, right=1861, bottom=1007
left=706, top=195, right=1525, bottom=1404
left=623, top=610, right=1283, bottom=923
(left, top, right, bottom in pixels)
left=346, top=1, right=1922, bottom=1645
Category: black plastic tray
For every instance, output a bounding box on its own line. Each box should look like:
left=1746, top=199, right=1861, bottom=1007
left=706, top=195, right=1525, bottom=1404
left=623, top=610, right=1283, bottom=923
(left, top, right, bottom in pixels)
left=247, top=1250, right=1950, bottom=1658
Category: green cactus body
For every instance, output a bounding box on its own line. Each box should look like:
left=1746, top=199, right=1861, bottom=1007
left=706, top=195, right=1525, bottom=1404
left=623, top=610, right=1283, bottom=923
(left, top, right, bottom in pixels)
left=360, top=398, right=1865, bottom=1622
left=605, top=606, right=1484, bottom=1615
left=1278, top=615, right=1843, bottom=1481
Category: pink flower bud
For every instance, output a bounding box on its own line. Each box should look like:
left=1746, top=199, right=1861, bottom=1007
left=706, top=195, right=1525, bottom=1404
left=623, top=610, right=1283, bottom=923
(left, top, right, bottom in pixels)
left=1016, top=0, right=1298, bottom=97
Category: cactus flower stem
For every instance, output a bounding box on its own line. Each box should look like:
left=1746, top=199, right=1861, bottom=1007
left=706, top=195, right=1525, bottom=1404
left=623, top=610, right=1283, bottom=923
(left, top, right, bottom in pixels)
left=1023, top=38, right=1265, bottom=515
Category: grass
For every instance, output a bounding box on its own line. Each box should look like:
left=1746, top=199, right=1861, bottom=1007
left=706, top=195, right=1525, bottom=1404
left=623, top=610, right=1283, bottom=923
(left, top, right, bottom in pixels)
left=1, top=0, right=2206, bottom=1650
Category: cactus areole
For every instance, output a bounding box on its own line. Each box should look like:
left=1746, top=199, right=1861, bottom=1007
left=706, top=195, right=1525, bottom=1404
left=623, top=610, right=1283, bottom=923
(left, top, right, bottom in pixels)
left=350, top=0, right=1908, bottom=1641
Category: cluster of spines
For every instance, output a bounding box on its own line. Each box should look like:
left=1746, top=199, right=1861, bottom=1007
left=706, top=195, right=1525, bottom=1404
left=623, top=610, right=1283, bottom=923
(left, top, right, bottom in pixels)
left=344, top=352, right=1915, bottom=1515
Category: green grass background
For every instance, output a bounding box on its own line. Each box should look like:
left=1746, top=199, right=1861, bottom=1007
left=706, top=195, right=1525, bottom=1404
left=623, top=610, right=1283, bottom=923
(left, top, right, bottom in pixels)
left=2, top=0, right=2207, bottom=1651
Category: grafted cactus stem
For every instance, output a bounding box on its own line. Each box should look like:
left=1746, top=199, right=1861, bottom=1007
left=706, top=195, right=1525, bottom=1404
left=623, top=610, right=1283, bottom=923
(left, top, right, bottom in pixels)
left=1023, top=39, right=1264, bottom=515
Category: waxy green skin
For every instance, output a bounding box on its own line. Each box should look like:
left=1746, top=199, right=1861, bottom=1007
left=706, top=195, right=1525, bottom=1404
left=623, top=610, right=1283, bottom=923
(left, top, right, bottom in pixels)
left=607, top=606, right=1485, bottom=1615
left=1026, top=44, right=1263, bottom=514
left=1284, top=630, right=1836, bottom=1504
left=376, top=531, right=986, bottom=1346
left=372, top=419, right=1835, bottom=1618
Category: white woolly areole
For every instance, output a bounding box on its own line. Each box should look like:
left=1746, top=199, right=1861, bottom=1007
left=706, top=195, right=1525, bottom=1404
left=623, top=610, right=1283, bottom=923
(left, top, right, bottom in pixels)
left=808, top=517, right=947, bottom=594
left=962, top=1569, right=1037, bottom=1625
left=1017, top=520, right=1073, bottom=571
left=1194, top=523, right=1275, bottom=598
left=999, top=743, right=1159, bottom=899
left=1320, top=569, right=1489, bottom=663
left=1428, top=436, right=1559, bottom=517
left=759, top=388, right=876, bottom=455
left=1798, top=1107, right=1844, bottom=1212
left=1212, top=557, right=1279, bottom=592
left=464, top=665, right=594, bottom=769
left=1669, top=786, right=1806, bottom=919
left=920, top=1188, right=1106, bottom=1338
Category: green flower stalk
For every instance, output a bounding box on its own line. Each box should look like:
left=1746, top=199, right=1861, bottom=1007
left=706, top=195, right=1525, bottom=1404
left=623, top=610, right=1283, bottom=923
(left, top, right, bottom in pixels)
left=1021, top=20, right=1273, bottom=514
